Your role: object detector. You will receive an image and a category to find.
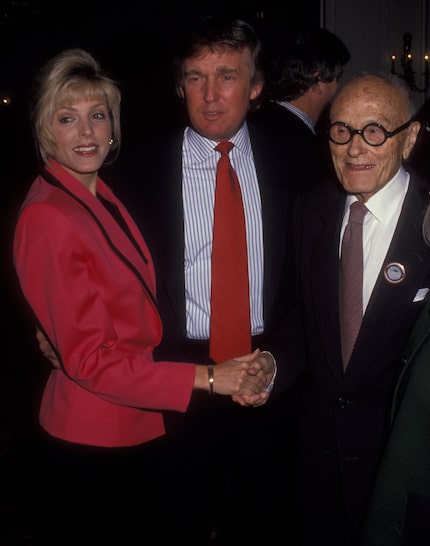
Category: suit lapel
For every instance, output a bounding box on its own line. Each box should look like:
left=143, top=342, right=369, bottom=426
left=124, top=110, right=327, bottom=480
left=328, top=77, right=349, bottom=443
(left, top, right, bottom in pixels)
left=150, top=124, right=300, bottom=335
left=311, top=187, right=346, bottom=380
left=43, top=162, right=157, bottom=305
left=347, top=175, right=430, bottom=382
left=248, top=121, right=299, bottom=321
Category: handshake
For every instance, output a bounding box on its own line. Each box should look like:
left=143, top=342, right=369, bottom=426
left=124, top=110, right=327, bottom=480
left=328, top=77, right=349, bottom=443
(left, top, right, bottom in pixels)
left=35, top=329, right=275, bottom=408
left=202, top=349, right=276, bottom=407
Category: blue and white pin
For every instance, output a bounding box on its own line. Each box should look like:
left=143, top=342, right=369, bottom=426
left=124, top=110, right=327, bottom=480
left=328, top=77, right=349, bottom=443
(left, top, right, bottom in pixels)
left=384, top=262, right=406, bottom=284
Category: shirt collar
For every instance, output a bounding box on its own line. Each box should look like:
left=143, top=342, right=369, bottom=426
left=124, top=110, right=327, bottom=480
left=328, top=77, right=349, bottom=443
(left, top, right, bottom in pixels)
left=277, top=101, right=316, bottom=134
left=345, top=166, right=410, bottom=225
left=184, top=123, right=252, bottom=163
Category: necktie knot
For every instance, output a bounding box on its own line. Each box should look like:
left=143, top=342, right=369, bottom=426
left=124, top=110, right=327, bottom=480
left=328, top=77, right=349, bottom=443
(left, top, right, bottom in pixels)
left=349, top=200, right=367, bottom=224
left=215, top=141, right=234, bottom=156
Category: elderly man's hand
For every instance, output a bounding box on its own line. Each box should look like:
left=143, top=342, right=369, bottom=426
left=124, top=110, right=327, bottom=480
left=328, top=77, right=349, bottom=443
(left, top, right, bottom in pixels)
left=231, top=350, right=276, bottom=407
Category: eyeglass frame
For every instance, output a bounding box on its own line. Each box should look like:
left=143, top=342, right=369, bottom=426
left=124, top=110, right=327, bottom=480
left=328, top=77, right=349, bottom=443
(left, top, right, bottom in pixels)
left=327, top=119, right=412, bottom=147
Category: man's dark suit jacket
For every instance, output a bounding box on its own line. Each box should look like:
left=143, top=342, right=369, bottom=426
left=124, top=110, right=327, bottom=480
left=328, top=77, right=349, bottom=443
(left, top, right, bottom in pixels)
left=360, top=298, right=430, bottom=546
left=250, top=100, right=334, bottom=182
left=287, top=171, right=430, bottom=546
left=116, top=120, right=309, bottom=388
left=109, top=119, right=312, bottom=542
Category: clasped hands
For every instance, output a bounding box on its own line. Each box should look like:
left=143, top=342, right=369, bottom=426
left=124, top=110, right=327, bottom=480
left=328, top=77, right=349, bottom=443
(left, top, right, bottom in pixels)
left=35, top=329, right=274, bottom=408
left=215, top=348, right=275, bottom=408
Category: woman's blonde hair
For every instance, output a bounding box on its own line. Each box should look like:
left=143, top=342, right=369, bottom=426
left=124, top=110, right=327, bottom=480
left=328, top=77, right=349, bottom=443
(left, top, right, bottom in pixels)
left=31, top=48, right=121, bottom=165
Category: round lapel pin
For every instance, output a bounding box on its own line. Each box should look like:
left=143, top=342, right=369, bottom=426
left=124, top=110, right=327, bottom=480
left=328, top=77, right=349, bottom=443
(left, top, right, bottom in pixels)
left=384, top=262, right=406, bottom=284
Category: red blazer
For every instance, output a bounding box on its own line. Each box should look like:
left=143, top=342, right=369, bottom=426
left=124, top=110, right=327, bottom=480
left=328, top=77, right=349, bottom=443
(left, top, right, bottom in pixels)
left=13, top=161, right=196, bottom=447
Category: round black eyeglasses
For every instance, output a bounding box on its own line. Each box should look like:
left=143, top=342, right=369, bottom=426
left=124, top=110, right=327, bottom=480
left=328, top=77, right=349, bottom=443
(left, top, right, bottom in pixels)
left=328, top=119, right=412, bottom=146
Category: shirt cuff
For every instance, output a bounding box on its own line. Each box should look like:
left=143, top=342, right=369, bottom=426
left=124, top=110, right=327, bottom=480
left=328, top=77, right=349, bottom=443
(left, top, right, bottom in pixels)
left=260, top=350, right=277, bottom=392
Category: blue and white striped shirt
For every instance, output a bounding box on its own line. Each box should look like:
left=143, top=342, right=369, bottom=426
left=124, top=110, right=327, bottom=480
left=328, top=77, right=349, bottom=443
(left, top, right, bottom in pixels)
left=182, top=124, right=264, bottom=339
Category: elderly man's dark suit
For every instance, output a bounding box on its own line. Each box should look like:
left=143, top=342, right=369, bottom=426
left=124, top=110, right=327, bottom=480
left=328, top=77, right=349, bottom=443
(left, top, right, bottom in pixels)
left=111, top=119, right=308, bottom=543
left=289, top=171, right=430, bottom=546
left=360, top=297, right=430, bottom=546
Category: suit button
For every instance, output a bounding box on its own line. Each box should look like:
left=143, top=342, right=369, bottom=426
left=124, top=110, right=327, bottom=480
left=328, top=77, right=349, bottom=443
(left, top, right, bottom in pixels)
left=337, top=397, right=354, bottom=409
left=344, top=456, right=359, bottom=463
left=401, top=357, right=408, bottom=365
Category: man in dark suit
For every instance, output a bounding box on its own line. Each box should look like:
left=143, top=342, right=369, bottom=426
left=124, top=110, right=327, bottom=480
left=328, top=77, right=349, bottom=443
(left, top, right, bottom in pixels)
left=250, top=26, right=351, bottom=184
left=288, top=73, right=429, bottom=546
left=113, top=14, right=306, bottom=546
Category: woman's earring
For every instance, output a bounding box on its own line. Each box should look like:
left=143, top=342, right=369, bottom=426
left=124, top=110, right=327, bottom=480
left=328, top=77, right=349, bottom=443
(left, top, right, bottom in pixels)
left=109, top=138, right=114, bottom=145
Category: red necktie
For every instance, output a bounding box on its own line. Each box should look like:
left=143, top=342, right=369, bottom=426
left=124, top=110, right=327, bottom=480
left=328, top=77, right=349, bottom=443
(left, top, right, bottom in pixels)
left=339, top=200, right=367, bottom=369
left=209, top=141, right=251, bottom=363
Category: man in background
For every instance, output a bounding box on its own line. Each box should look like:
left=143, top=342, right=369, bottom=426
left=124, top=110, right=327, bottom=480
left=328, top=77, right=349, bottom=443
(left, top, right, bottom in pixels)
left=251, top=26, right=351, bottom=183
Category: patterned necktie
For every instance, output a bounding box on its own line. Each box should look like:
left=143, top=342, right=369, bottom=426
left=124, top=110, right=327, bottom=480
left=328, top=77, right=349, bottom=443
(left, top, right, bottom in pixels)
left=339, top=200, right=368, bottom=370
left=209, top=141, right=251, bottom=363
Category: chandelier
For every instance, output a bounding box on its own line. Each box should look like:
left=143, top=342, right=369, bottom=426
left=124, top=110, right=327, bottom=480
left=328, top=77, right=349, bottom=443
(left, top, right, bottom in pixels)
left=391, top=33, right=429, bottom=94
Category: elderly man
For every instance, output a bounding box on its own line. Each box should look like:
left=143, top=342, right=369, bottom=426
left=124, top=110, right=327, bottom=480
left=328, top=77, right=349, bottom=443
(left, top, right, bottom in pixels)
left=288, top=73, right=428, bottom=546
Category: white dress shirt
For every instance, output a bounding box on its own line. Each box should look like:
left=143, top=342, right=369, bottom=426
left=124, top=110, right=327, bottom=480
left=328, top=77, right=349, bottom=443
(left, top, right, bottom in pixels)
left=182, top=124, right=264, bottom=339
left=340, top=166, right=410, bottom=313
